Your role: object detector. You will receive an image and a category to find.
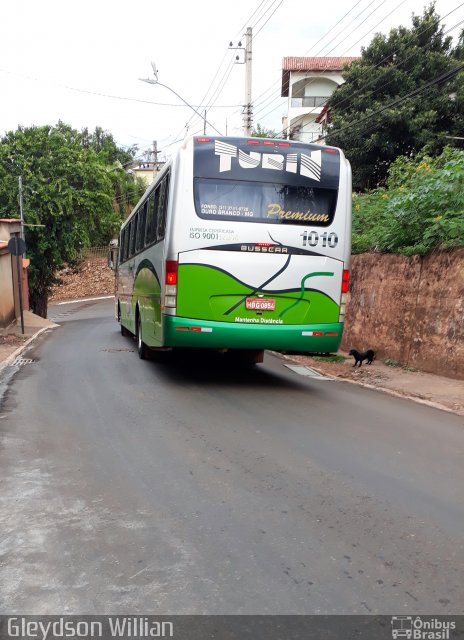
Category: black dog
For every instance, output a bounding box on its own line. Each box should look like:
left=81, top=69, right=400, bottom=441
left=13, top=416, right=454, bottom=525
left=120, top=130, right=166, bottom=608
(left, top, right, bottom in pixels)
left=349, top=349, right=375, bottom=367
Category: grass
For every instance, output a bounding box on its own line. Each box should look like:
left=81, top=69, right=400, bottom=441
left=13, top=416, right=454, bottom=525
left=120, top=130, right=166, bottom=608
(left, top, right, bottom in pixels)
left=383, top=357, right=417, bottom=372
left=312, top=354, right=347, bottom=363
left=383, top=357, right=401, bottom=368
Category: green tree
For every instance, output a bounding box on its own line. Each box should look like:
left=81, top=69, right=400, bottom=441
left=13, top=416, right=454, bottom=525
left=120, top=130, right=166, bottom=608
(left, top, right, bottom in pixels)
left=252, top=123, right=278, bottom=138
left=326, top=4, right=464, bottom=190
left=81, top=125, right=138, bottom=166
left=0, top=123, right=141, bottom=317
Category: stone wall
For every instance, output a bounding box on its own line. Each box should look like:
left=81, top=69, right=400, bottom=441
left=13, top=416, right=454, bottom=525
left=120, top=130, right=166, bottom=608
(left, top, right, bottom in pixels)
left=341, top=249, right=464, bottom=379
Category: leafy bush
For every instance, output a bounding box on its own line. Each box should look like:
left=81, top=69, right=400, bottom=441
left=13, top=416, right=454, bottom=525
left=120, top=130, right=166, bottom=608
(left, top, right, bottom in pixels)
left=352, top=148, right=464, bottom=255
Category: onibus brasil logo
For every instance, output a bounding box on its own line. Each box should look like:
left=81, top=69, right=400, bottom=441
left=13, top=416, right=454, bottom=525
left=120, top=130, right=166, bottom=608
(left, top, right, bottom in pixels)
left=391, top=616, right=456, bottom=639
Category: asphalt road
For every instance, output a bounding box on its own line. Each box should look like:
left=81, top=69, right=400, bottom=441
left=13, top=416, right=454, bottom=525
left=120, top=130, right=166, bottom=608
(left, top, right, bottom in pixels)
left=0, top=298, right=463, bottom=614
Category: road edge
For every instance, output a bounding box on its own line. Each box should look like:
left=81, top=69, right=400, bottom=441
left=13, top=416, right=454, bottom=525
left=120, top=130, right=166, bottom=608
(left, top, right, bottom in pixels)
left=0, top=326, right=58, bottom=374
left=271, top=351, right=464, bottom=417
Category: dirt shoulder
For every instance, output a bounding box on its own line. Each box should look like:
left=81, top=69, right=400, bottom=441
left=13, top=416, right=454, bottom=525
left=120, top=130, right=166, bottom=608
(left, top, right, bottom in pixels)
left=50, top=260, right=114, bottom=302
left=279, top=350, right=464, bottom=417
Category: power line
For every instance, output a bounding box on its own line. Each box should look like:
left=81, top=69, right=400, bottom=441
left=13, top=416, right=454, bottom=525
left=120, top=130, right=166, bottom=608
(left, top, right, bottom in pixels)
left=0, top=68, right=241, bottom=108
left=179, top=0, right=277, bottom=137
left=234, top=0, right=268, bottom=41
left=189, top=0, right=285, bottom=135
left=316, top=61, right=464, bottom=142
left=269, top=1, right=464, bottom=139
left=274, top=7, right=464, bottom=138
left=251, top=0, right=380, bottom=114
left=252, top=4, right=395, bottom=127
left=251, top=0, right=389, bottom=122
left=253, top=0, right=284, bottom=39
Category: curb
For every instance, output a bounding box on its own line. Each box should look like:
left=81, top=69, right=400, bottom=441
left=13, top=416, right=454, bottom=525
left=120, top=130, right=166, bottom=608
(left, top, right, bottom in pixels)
left=0, top=325, right=57, bottom=374
left=53, top=295, right=114, bottom=305
left=274, top=352, right=464, bottom=417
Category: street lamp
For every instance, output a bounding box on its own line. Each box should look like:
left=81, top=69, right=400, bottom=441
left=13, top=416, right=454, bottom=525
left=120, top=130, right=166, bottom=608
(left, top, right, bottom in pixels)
left=139, top=62, right=223, bottom=136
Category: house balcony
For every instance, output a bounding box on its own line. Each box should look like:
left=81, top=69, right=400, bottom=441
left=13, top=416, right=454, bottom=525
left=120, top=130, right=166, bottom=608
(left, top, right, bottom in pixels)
left=290, top=96, right=328, bottom=108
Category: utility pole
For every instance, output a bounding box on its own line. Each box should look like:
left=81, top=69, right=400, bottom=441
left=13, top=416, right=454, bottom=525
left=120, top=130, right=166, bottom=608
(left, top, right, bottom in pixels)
left=152, top=141, right=159, bottom=180
left=18, top=176, right=25, bottom=241
left=244, top=27, right=253, bottom=136
left=229, top=27, right=253, bottom=136
left=152, top=140, right=159, bottom=163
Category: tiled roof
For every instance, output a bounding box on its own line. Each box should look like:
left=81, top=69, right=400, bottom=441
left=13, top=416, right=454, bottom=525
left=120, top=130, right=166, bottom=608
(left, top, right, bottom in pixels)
left=281, top=56, right=359, bottom=96
left=283, top=56, right=358, bottom=71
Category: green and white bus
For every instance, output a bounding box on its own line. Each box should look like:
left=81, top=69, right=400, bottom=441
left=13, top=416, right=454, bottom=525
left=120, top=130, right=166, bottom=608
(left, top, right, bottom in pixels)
left=113, top=136, right=351, bottom=362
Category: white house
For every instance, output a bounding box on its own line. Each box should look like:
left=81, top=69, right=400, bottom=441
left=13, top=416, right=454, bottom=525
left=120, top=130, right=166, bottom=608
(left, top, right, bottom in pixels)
left=281, top=57, right=358, bottom=143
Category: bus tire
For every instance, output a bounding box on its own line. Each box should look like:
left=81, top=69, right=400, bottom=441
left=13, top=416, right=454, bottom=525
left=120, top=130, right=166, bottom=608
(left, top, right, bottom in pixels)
left=118, top=304, right=131, bottom=337
left=120, top=323, right=131, bottom=337
left=136, top=311, right=149, bottom=360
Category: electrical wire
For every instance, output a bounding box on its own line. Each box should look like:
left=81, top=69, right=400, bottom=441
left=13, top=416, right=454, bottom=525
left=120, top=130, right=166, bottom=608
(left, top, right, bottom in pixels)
left=315, top=61, right=464, bottom=142
left=273, top=8, right=464, bottom=138
left=179, top=0, right=278, bottom=137
left=264, top=1, right=464, bottom=138
left=250, top=0, right=380, bottom=114
left=252, top=0, right=392, bottom=122
left=252, top=0, right=284, bottom=39
left=0, top=68, right=241, bottom=109
left=188, top=0, right=285, bottom=135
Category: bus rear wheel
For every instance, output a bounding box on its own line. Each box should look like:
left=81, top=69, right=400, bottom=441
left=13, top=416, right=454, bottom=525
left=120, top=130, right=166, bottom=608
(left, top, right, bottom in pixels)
left=118, top=305, right=131, bottom=337
left=136, top=313, right=149, bottom=360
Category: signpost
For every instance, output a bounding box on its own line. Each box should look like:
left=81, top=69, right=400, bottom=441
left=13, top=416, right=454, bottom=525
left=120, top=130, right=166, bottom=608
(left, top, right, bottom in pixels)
left=7, top=235, right=27, bottom=334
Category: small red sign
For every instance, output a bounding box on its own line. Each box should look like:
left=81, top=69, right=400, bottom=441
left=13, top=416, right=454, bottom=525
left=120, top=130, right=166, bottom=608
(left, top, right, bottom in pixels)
left=246, top=297, right=276, bottom=311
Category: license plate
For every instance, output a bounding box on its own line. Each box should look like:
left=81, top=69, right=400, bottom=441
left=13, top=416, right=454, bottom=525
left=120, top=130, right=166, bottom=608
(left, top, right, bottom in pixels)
left=246, top=297, right=276, bottom=311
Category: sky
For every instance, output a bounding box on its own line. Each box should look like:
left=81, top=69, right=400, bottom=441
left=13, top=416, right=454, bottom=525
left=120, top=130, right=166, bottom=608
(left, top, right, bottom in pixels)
left=1, top=0, right=463, bottom=162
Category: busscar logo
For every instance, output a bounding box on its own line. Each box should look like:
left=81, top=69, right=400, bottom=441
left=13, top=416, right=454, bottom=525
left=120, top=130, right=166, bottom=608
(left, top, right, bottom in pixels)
left=391, top=616, right=456, bottom=640
left=214, top=140, right=322, bottom=182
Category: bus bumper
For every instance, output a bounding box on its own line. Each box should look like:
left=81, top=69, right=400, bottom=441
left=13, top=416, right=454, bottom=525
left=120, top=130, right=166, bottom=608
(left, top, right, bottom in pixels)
left=164, top=316, right=344, bottom=353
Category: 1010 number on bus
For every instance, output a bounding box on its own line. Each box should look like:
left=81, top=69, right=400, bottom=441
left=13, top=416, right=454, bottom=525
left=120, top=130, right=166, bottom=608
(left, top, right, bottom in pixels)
left=300, top=231, right=338, bottom=248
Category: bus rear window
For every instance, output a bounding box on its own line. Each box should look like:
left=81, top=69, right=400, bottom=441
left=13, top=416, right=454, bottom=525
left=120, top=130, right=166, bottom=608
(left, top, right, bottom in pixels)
left=194, top=178, right=337, bottom=226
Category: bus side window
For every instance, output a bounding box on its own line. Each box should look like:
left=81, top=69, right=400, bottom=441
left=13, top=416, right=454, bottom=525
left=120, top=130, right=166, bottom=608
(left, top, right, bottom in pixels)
left=136, top=201, right=147, bottom=252
left=145, top=192, right=158, bottom=245
left=157, top=173, right=170, bottom=241
left=119, top=229, right=125, bottom=263
left=123, top=227, right=129, bottom=262
left=129, top=216, right=137, bottom=257
left=127, top=221, right=132, bottom=258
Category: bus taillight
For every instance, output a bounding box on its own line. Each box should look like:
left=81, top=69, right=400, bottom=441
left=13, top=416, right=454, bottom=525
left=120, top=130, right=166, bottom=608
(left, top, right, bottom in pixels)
left=166, top=261, right=178, bottom=285
left=165, top=261, right=178, bottom=308
left=342, top=269, right=349, bottom=293
left=339, top=270, right=349, bottom=322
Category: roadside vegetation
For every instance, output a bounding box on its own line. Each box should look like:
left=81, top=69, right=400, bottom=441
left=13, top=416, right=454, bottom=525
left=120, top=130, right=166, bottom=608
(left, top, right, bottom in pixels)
left=0, top=123, right=146, bottom=317
left=326, top=5, right=464, bottom=191
left=324, top=4, right=464, bottom=257
left=352, top=147, right=464, bottom=255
